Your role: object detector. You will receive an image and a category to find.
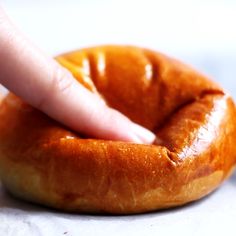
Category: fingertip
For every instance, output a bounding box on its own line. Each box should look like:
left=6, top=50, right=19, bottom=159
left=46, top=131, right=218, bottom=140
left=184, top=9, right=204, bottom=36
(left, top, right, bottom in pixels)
left=96, top=106, right=156, bottom=144
left=131, top=123, right=156, bottom=144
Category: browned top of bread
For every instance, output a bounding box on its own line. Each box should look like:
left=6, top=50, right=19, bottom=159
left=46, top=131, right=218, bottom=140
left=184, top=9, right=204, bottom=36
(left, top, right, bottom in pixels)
left=0, top=45, right=235, bottom=214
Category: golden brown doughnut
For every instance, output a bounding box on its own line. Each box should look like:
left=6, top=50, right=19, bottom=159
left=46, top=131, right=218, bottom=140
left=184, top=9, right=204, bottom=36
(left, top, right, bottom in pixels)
left=0, top=45, right=236, bottom=214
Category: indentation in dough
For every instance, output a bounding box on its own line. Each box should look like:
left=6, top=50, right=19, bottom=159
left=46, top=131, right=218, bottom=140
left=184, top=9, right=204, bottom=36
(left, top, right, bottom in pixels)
left=79, top=58, right=98, bottom=93
left=58, top=56, right=98, bottom=93
left=178, top=97, right=227, bottom=158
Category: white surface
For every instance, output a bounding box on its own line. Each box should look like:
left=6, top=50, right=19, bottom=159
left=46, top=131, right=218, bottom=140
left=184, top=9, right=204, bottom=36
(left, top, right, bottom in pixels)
left=0, top=1, right=236, bottom=235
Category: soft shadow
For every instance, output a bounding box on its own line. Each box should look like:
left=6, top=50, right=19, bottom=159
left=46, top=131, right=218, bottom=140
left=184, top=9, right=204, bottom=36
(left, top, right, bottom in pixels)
left=228, top=170, right=236, bottom=185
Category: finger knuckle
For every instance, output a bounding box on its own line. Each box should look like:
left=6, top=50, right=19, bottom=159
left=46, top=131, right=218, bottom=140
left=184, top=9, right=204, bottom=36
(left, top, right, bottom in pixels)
left=51, top=66, right=74, bottom=95
left=36, top=66, right=74, bottom=111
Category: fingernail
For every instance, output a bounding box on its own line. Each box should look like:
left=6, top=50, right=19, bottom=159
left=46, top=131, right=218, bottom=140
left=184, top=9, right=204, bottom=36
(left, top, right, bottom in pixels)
left=131, top=123, right=156, bottom=144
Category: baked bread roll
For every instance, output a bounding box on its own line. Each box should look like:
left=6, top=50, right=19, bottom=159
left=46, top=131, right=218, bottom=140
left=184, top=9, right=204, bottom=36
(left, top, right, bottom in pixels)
left=0, top=45, right=235, bottom=214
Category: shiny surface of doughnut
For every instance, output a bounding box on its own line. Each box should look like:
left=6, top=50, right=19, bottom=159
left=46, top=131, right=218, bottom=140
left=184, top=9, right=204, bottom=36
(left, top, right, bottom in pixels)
left=0, top=45, right=236, bottom=214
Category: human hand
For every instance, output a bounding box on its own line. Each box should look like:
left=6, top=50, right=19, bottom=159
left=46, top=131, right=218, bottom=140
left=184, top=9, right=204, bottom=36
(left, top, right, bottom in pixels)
left=0, top=7, right=155, bottom=144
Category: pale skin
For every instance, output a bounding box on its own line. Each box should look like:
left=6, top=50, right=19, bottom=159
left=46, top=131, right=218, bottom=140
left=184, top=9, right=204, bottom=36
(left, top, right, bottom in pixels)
left=0, top=7, right=155, bottom=144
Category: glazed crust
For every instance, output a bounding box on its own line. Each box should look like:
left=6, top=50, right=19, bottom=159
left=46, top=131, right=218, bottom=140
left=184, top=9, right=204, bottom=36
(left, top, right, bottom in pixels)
left=0, top=45, right=236, bottom=214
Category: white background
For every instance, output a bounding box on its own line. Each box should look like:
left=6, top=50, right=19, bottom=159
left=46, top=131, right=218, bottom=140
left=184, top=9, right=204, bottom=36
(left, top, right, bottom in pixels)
left=0, top=1, right=236, bottom=235
left=1, top=0, right=236, bottom=97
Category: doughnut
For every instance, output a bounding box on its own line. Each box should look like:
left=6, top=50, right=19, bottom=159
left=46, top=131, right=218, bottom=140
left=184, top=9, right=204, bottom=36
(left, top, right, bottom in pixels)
left=0, top=45, right=236, bottom=214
